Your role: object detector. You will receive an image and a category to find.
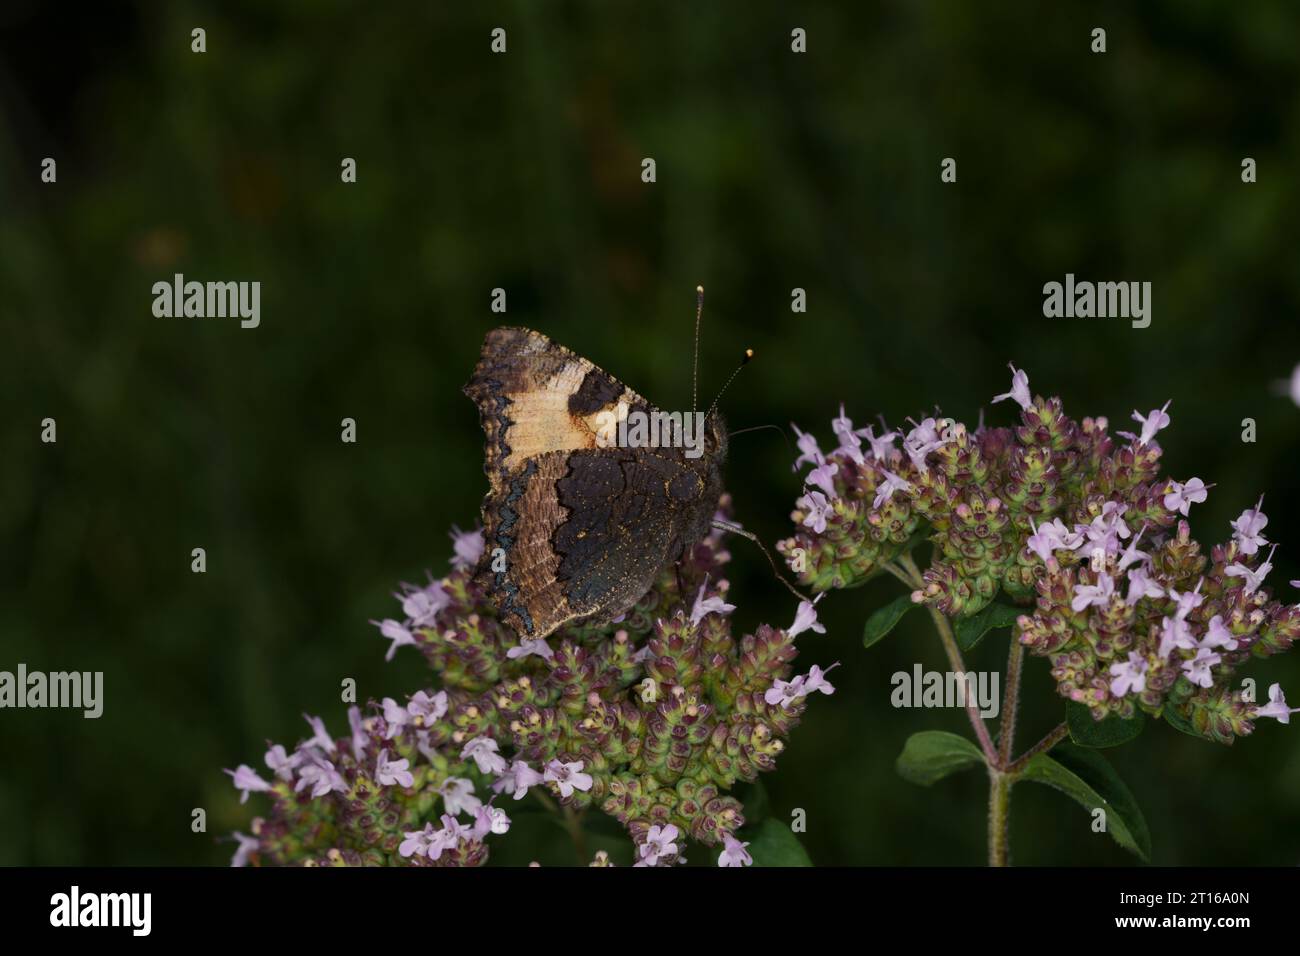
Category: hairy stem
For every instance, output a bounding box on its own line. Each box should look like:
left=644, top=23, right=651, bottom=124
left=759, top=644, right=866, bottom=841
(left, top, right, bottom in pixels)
left=928, top=605, right=1001, bottom=766
left=1006, top=722, right=1069, bottom=775
left=988, top=770, right=1012, bottom=867
left=998, top=640, right=1024, bottom=766
left=882, top=562, right=917, bottom=588
left=563, top=805, right=589, bottom=864
left=895, top=554, right=1000, bottom=767
left=533, top=790, right=589, bottom=863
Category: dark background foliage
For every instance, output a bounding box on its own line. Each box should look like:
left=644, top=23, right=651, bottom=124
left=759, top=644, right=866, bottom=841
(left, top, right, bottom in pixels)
left=2, top=0, right=1298, bottom=866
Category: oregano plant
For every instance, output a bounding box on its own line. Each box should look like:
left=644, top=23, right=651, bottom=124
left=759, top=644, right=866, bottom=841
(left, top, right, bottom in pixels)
left=223, top=499, right=831, bottom=867
left=779, top=365, right=1298, bottom=865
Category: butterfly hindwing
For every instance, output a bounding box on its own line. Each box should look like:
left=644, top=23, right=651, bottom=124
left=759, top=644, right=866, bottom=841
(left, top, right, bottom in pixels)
left=552, top=446, right=711, bottom=615
left=463, top=326, right=724, bottom=638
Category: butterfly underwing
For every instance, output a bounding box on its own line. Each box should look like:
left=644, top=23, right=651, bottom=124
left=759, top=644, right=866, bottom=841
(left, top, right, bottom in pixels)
left=464, top=326, right=727, bottom=639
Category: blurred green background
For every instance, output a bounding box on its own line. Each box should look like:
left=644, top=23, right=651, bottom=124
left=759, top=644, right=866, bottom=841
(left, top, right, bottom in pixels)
left=2, top=0, right=1299, bottom=866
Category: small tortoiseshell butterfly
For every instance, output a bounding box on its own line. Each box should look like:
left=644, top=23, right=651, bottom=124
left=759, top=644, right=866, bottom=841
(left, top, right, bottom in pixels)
left=464, top=311, right=730, bottom=639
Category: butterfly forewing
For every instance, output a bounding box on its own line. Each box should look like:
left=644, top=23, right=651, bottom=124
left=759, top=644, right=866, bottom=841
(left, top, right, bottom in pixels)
left=464, top=327, right=725, bottom=639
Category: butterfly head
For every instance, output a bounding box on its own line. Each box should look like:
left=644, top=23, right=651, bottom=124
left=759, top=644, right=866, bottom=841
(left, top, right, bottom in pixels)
left=704, top=409, right=729, bottom=464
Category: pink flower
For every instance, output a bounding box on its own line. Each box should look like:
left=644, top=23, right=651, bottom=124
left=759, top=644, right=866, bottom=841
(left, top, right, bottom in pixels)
left=265, top=743, right=298, bottom=782
left=230, top=831, right=260, bottom=867
left=690, top=578, right=736, bottom=627
left=991, top=363, right=1032, bottom=411
left=1168, top=579, right=1204, bottom=620
left=1071, top=573, right=1115, bottom=612
left=787, top=597, right=826, bottom=638
left=544, top=759, right=593, bottom=798
left=806, top=461, right=840, bottom=498
left=1200, top=615, right=1238, bottom=652
left=506, top=638, right=555, bottom=662
left=1073, top=503, right=1131, bottom=559
left=798, top=491, right=833, bottom=534
left=765, top=662, right=839, bottom=707
left=857, top=424, right=898, bottom=462
left=791, top=423, right=825, bottom=472
left=718, top=832, right=753, bottom=867
left=1225, top=544, right=1277, bottom=595
left=382, top=697, right=410, bottom=738
left=1230, top=496, right=1269, bottom=556
left=394, top=578, right=450, bottom=627
left=449, top=524, right=485, bottom=569
left=375, top=749, right=414, bottom=788
left=493, top=760, right=546, bottom=801
left=371, top=618, right=416, bottom=661
left=1125, top=566, right=1166, bottom=605
left=1118, top=400, right=1171, bottom=446
left=1116, top=529, right=1149, bottom=572
left=398, top=823, right=437, bottom=858
left=461, top=736, right=508, bottom=775
left=347, top=706, right=369, bottom=759
left=302, top=714, right=337, bottom=754
left=428, top=815, right=471, bottom=860
left=1181, top=648, right=1221, bottom=688
left=1279, top=364, right=1300, bottom=407
left=407, top=690, right=448, bottom=723
left=472, top=803, right=512, bottom=839
left=764, top=677, right=802, bottom=707
left=637, top=824, right=681, bottom=866
left=902, top=419, right=946, bottom=472
left=294, top=753, right=346, bottom=798
left=1027, top=517, right=1084, bottom=562
left=872, top=468, right=914, bottom=510
left=1158, top=615, right=1197, bottom=658
left=831, top=405, right=865, bottom=466
left=440, top=777, right=482, bottom=816
left=225, top=765, right=272, bottom=804
left=1255, top=683, right=1300, bottom=724
left=802, top=663, right=839, bottom=696
left=1108, top=653, right=1148, bottom=697
left=1164, top=478, right=1208, bottom=516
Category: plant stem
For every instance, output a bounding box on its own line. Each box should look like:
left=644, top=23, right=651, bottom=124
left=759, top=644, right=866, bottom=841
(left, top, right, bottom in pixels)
left=894, top=553, right=1039, bottom=866
left=894, top=554, right=1000, bottom=767
left=563, top=806, right=589, bottom=864
left=533, top=789, right=589, bottom=863
left=882, top=561, right=917, bottom=589
left=998, top=640, right=1024, bottom=766
left=988, top=770, right=1012, bottom=867
left=926, top=605, right=1000, bottom=765
left=1006, top=722, right=1068, bottom=775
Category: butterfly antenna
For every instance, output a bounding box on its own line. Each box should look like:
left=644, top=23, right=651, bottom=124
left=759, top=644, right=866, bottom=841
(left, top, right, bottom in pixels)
left=692, top=285, right=704, bottom=411
left=728, top=423, right=794, bottom=455
left=707, top=348, right=754, bottom=417
left=711, top=519, right=811, bottom=604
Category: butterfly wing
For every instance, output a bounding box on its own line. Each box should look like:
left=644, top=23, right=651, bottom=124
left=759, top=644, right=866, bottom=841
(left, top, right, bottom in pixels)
left=463, top=327, right=721, bottom=638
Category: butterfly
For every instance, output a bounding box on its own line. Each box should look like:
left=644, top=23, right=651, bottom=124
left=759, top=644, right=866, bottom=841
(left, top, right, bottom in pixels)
left=463, top=319, right=730, bottom=640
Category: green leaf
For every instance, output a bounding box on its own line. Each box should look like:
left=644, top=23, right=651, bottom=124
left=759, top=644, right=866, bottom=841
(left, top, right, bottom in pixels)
left=1160, top=701, right=1213, bottom=742
left=844, top=531, right=930, bottom=590
left=895, top=730, right=986, bottom=786
left=863, top=592, right=918, bottom=649
left=954, top=601, right=1023, bottom=652
left=1019, top=743, right=1152, bottom=861
left=736, top=779, right=770, bottom=824
left=1066, top=702, right=1146, bottom=748
left=744, top=818, right=813, bottom=867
